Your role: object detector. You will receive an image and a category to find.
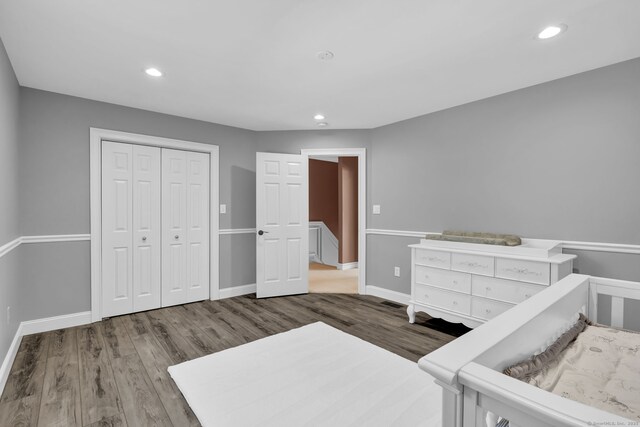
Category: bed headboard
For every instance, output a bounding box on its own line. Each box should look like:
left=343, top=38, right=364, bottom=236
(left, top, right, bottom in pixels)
left=419, top=274, right=591, bottom=385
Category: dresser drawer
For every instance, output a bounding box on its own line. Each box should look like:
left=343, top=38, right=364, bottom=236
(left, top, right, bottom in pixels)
left=471, top=297, right=513, bottom=321
left=415, top=284, right=471, bottom=315
left=495, top=258, right=550, bottom=285
left=451, top=253, right=495, bottom=276
left=472, top=276, right=545, bottom=304
left=415, top=265, right=471, bottom=293
left=414, top=248, right=451, bottom=269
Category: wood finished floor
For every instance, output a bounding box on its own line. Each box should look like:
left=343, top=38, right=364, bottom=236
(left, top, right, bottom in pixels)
left=0, top=293, right=454, bottom=426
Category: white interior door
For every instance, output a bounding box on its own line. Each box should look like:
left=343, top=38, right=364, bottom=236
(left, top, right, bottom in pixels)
left=256, top=152, right=308, bottom=298
left=101, top=141, right=134, bottom=317
left=132, top=144, right=162, bottom=312
left=185, top=151, right=210, bottom=303
left=162, top=148, right=188, bottom=306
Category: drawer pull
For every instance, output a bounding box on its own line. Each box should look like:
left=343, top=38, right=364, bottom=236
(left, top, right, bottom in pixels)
left=506, top=267, right=541, bottom=276
left=453, top=301, right=458, bottom=305
left=427, top=256, right=446, bottom=262
left=524, top=293, right=532, bottom=298
left=424, top=294, right=429, bottom=299
left=485, top=286, right=492, bottom=291
left=485, top=309, right=491, bottom=314
left=452, top=280, right=458, bottom=285
left=460, top=261, right=488, bottom=269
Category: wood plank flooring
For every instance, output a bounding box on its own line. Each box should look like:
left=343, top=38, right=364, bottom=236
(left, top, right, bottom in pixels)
left=0, top=293, right=454, bottom=426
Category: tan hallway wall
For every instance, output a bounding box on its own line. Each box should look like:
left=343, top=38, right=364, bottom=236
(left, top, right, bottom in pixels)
left=338, top=157, right=358, bottom=264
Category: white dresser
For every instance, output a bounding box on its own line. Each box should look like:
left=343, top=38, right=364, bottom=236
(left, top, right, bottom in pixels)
left=408, top=239, right=576, bottom=328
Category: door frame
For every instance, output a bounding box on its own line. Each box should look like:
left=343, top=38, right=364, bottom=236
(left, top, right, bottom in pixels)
left=300, top=148, right=366, bottom=295
left=90, top=128, right=220, bottom=322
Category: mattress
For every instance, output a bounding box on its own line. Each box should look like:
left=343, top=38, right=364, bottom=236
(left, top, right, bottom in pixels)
left=527, top=324, right=640, bottom=421
left=168, top=322, right=442, bottom=427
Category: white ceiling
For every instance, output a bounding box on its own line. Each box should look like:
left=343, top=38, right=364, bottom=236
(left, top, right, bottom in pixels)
left=1, top=0, right=639, bottom=131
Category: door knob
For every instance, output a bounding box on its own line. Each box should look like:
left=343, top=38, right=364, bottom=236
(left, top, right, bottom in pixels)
left=174, top=235, right=179, bottom=240
left=142, top=236, right=147, bottom=241
left=258, top=230, right=269, bottom=236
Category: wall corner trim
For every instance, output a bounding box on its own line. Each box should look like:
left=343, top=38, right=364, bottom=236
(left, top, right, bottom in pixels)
left=219, top=283, right=257, bottom=299
left=365, top=285, right=410, bottom=305
left=0, top=311, right=92, bottom=395
left=0, top=324, right=23, bottom=396
left=0, top=236, right=21, bottom=258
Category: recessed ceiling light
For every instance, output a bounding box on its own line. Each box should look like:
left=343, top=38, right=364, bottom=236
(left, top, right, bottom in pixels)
left=314, top=114, right=325, bottom=120
left=537, top=24, right=567, bottom=40
left=317, top=122, right=329, bottom=127
left=145, top=67, right=163, bottom=77
left=317, top=51, right=334, bottom=61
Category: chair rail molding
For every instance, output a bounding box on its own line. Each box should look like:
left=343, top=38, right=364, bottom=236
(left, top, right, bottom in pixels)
left=0, top=237, right=21, bottom=258
left=21, top=234, right=91, bottom=244
left=0, top=234, right=92, bottom=259
left=365, top=229, right=640, bottom=255
left=219, top=228, right=256, bottom=235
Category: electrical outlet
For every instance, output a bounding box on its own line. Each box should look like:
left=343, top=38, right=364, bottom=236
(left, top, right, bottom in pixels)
left=220, top=204, right=227, bottom=214
left=394, top=267, right=400, bottom=277
left=373, top=205, right=381, bottom=215
left=6, top=306, right=10, bottom=325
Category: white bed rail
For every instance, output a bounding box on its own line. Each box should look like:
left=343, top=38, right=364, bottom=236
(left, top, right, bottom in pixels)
left=589, top=276, right=640, bottom=329
left=457, top=362, right=632, bottom=427
left=419, top=273, right=640, bottom=427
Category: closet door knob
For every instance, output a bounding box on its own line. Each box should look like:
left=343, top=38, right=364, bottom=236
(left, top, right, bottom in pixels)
left=142, top=236, right=147, bottom=241
left=174, top=235, right=179, bottom=240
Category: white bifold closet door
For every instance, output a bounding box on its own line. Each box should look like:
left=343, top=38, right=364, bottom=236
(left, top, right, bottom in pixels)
left=102, top=142, right=162, bottom=317
left=161, top=148, right=210, bottom=307
left=102, top=142, right=210, bottom=318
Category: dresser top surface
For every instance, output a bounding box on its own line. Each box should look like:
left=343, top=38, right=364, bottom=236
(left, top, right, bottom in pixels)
left=409, top=241, right=576, bottom=264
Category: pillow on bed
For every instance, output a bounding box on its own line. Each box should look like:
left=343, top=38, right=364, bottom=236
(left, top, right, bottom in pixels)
left=503, top=313, right=591, bottom=380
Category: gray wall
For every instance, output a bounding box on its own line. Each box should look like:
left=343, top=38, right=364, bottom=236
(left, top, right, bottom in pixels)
left=17, top=88, right=259, bottom=321
left=368, top=58, right=640, bottom=293
left=0, top=38, right=21, bottom=365
left=5, top=48, right=640, bottom=339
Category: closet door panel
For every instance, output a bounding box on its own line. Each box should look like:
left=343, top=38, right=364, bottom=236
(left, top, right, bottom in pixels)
left=132, top=145, right=161, bottom=312
left=186, top=151, right=210, bottom=303
left=101, top=141, right=134, bottom=317
left=162, top=149, right=188, bottom=307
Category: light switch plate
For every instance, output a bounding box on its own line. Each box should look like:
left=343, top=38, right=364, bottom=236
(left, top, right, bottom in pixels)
left=373, top=204, right=381, bottom=215
left=220, top=204, right=227, bottom=214
left=394, top=267, right=400, bottom=277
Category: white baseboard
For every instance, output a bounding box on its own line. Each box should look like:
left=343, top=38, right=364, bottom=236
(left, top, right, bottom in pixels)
left=337, top=262, right=358, bottom=270
left=219, top=283, right=257, bottom=299
left=365, top=285, right=410, bottom=305
left=1, top=310, right=92, bottom=395
left=20, top=311, right=92, bottom=336
left=0, top=324, right=23, bottom=396
left=309, top=254, right=322, bottom=264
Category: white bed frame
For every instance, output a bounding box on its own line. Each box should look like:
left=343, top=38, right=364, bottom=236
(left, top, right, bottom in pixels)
left=419, top=273, right=640, bottom=427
